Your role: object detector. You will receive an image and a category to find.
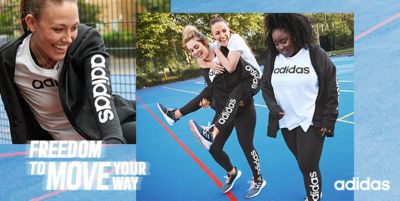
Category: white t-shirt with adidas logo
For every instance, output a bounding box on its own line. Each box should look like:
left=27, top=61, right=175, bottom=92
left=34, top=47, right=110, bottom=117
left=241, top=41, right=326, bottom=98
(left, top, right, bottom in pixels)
left=271, top=48, right=319, bottom=132
left=14, top=34, right=84, bottom=140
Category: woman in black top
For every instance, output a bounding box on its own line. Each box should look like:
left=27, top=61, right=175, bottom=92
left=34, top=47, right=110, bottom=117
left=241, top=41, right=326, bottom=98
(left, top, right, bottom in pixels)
left=159, top=25, right=266, bottom=198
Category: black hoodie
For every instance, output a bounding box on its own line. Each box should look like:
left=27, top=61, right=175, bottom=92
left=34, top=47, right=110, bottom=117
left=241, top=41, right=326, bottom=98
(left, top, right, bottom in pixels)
left=0, top=24, right=135, bottom=143
left=261, top=45, right=339, bottom=138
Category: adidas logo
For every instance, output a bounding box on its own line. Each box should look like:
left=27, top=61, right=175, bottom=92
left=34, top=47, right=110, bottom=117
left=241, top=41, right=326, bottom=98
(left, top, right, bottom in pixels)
left=334, top=177, right=390, bottom=191
left=32, top=78, right=59, bottom=89
left=273, top=65, right=310, bottom=74
left=218, top=99, right=236, bottom=125
left=90, top=54, right=114, bottom=123
left=244, top=65, right=260, bottom=89
left=309, top=171, right=320, bottom=201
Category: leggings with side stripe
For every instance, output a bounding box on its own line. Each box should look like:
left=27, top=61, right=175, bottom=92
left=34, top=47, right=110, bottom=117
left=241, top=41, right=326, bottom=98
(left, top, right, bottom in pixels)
left=281, top=126, right=325, bottom=201
left=209, top=103, right=262, bottom=178
left=179, top=61, right=261, bottom=129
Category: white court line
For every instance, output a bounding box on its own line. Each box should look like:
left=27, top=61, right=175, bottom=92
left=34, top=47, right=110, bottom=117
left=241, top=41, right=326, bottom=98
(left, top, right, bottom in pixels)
left=340, top=90, right=354, bottom=93
left=337, top=119, right=354, bottom=124
left=162, top=87, right=200, bottom=95
left=339, top=80, right=354, bottom=83
left=255, top=103, right=268, bottom=108
left=339, top=112, right=355, bottom=120
left=162, top=86, right=354, bottom=125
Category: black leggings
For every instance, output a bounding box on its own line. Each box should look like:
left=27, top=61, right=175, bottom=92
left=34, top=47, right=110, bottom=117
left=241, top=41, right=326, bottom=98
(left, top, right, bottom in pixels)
left=179, top=87, right=208, bottom=116
left=209, top=103, right=262, bottom=178
left=180, top=64, right=261, bottom=130
left=281, top=126, right=325, bottom=201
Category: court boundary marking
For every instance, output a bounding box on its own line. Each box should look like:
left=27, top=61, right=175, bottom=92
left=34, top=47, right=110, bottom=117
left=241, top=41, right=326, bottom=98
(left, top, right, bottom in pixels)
left=160, top=86, right=355, bottom=124
left=355, top=12, right=400, bottom=41
left=137, top=96, right=238, bottom=201
left=337, top=112, right=355, bottom=124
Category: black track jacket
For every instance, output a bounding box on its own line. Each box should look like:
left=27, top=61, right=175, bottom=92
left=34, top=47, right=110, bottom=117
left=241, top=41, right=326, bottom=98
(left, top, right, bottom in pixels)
left=261, top=45, right=339, bottom=138
left=0, top=24, right=135, bottom=143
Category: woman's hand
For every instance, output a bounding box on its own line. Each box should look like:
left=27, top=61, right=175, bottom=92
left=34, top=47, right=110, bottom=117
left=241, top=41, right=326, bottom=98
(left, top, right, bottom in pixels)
left=239, top=100, right=245, bottom=107
left=197, top=59, right=225, bottom=74
left=320, top=128, right=331, bottom=136
left=278, top=111, right=285, bottom=118
left=199, top=98, right=211, bottom=108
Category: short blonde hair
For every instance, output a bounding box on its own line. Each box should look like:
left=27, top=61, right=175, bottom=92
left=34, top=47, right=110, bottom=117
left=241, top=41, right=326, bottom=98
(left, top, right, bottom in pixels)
left=182, top=25, right=209, bottom=49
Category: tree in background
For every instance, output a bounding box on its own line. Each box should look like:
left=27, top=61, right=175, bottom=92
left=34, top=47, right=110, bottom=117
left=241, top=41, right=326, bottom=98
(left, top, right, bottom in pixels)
left=78, top=0, right=101, bottom=27
left=137, top=0, right=170, bottom=13
left=136, top=13, right=354, bottom=88
left=309, top=13, right=354, bottom=50
left=0, top=0, right=19, bottom=36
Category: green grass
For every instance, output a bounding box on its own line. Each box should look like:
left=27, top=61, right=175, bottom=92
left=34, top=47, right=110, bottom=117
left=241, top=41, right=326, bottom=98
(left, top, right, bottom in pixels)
left=327, top=47, right=354, bottom=56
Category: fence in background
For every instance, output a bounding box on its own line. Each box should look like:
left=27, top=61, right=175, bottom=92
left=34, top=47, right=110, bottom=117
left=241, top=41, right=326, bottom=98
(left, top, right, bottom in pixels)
left=136, top=0, right=170, bottom=12
left=0, top=0, right=136, bottom=143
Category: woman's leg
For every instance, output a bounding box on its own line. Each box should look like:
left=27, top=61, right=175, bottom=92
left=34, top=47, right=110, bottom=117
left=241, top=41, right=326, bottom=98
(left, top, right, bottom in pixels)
left=213, top=84, right=244, bottom=132
left=234, top=104, right=266, bottom=198
left=179, top=87, right=210, bottom=116
left=234, top=104, right=261, bottom=178
left=296, top=126, right=325, bottom=201
left=209, top=111, right=235, bottom=172
left=281, top=128, right=299, bottom=160
left=158, top=87, right=210, bottom=126
left=213, top=61, right=261, bottom=135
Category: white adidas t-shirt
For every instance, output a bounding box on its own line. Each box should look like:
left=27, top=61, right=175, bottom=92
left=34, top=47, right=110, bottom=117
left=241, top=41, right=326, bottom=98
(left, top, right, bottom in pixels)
left=14, top=34, right=84, bottom=140
left=212, top=34, right=261, bottom=75
left=207, top=49, right=220, bottom=82
left=271, top=48, right=319, bottom=132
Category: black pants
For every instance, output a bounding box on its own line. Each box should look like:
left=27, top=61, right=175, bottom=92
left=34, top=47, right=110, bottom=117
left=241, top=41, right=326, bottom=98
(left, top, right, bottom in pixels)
left=213, top=64, right=261, bottom=131
left=180, top=68, right=261, bottom=130
left=281, top=126, right=324, bottom=201
left=209, top=103, right=262, bottom=178
left=179, top=87, right=208, bottom=116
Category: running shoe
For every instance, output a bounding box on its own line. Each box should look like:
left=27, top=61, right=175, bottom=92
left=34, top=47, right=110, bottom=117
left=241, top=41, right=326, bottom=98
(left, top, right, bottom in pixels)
left=189, top=120, right=214, bottom=150
left=157, top=103, right=179, bottom=126
left=245, top=177, right=266, bottom=198
left=221, top=168, right=242, bottom=193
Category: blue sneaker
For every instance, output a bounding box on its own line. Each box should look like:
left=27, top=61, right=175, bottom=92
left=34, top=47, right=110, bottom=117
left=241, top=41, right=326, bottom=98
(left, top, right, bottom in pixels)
left=189, top=120, right=214, bottom=150
left=157, top=103, right=179, bottom=126
left=221, top=168, right=242, bottom=193
left=245, top=177, right=266, bottom=198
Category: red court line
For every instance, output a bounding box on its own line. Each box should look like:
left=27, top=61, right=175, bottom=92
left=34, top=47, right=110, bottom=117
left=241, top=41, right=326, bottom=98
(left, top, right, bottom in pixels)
left=355, top=12, right=400, bottom=41
left=0, top=151, right=28, bottom=157
left=137, top=96, right=238, bottom=201
left=30, top=190, right=66, bottom=201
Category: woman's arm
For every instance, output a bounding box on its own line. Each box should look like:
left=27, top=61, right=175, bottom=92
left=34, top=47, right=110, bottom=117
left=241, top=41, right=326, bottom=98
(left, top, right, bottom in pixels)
left=214, top=47, right=240, bottom=73
left=317, top=47, right=339, bottom=135
left=197, top=58, right=225, bottom=74
left=82, top=29, right=126, bottom=144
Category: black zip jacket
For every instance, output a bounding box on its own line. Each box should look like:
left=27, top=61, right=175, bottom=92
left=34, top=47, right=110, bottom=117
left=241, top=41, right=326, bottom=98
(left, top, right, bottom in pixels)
left=198, top=47, right=260, bottom=113
left=0, top=24, right=135, bottom=143
left=261, top=45, right=339, bottom=138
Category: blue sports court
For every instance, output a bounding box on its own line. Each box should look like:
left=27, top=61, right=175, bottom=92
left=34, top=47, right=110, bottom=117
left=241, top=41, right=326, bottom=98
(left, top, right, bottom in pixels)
left=136, top=55, right=354, bottom=201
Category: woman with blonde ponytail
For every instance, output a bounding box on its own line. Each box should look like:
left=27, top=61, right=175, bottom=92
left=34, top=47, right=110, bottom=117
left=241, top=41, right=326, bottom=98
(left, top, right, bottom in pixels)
left=157, top=25, right=266, bottom=198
